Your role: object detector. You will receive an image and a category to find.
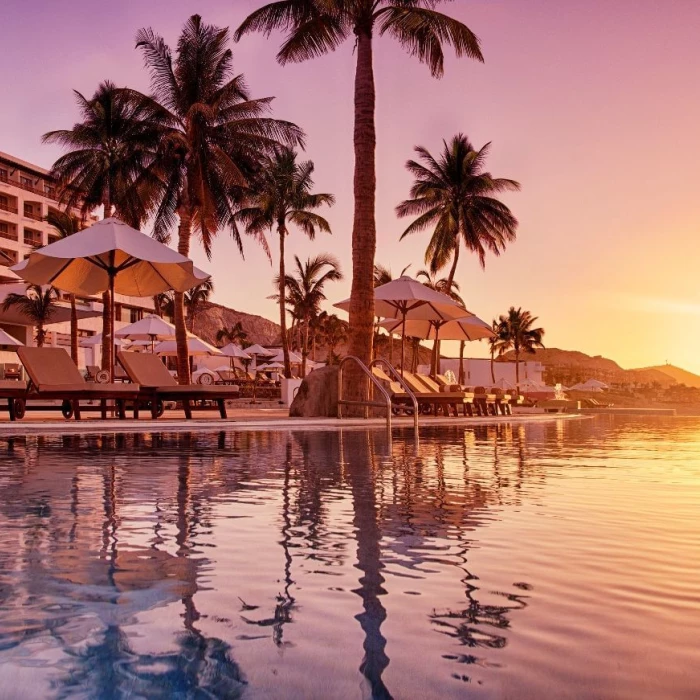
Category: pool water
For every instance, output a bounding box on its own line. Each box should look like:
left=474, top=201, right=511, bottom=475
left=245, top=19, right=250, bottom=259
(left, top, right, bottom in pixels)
left=0, top=417, right=699, bottom=699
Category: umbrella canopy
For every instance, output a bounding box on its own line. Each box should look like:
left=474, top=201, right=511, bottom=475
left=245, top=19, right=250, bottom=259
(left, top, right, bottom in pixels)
left=155, top=338, right=222, bottom=357
left=80, top=332, right=129, bottom=348
left=260, top=361, right=285, bottom=370
left=219, top=343, right=251, bottom=359
left=379, top=315, right=494, bottom=342
left=0, top=328, right=23, bottom=346
left=115, top=314, right=177, bottom=341
left=268, top=349, right=302, bottom=364
left=0, top=265, right=20, bottom=284
left=336, top=276, right=470, bottom=373
left=13, top=218, right=209, bottom=297
left=245, top=344, right=274, bottom=356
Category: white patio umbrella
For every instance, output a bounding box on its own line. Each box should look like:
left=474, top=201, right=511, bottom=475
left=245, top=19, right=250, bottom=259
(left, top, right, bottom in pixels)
left=0, top=328, right=23, bottom=346
left=218, top=343, right=251, bottom=372
left=12, top=218, right=209, bottom=380
left=335, top=276, right=469, bottom=374
left=115, top=314, right=177, bottom=353
left=245, top=344, right=274, bottom=357
left=379, top=314, right=494, bottom=342
left=268, top=349, right=302, bottom=364
left=155, top=337, right=222, bottom=357
left=80, top=332, right=129, bottom=348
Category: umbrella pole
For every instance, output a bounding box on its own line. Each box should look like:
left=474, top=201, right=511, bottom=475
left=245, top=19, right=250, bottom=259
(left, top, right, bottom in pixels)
left=401, top=311, right=407, bottom=378
left=109, top=271, right=116, bottom=383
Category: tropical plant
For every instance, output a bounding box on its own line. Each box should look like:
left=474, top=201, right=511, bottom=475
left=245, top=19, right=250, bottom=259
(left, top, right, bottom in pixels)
left=44, top=81, right=158, bottom=371
left=127, top=14, right=304, bottom=383
left=234, top=148, right=334, bottom=378
left=488, top=319, right=509, bottom=384
left=235, top=1, right=483, bottom=376
left=216, top=321, right=248, bottom=347
left=45, top=209, right=82, bottom=362
left=184, top=279, right=213, bottom=334
left=2, top=285, right=59, bottom=347
left=319, top=313, right=347, bottom=365
left=277, top=254, right=342, bottom=376
left=398, top=134, right=520, bottom=287
left=153, top=291, right=174, bottom=319
left=497, top=307, right=545, bottom=389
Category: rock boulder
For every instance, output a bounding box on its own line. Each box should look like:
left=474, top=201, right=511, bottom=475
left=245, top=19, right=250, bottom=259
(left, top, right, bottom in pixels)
left=289, top=366, right=339, bottom=418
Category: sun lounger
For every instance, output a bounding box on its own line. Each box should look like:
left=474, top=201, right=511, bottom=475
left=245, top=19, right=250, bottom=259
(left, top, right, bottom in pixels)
left=401, top=372, right=474, bottom=417
left=117, top=351, right=240, bottom=419
left=17, top=347, right=140, bottom=420
left=491, top=388, right=512, bottom=415
left=216, top=369, right=240, bottom=385
left=0, top=380, right=29, bottom=420
left=473, top=386, right=497, bottom=416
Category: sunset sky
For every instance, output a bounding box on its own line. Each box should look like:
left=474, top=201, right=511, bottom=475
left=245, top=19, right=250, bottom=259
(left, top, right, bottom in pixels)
left=2, top=1, right=700, bottom=371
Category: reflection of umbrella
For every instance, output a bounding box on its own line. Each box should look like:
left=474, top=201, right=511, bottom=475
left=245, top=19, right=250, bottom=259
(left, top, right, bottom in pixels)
left=155, top=338, right=222, bottom=357
left=335, top=276, right=468, bottom=373
left=0, top=328, right=23, bottom=346
left=13, top=218, right=209, bottom=380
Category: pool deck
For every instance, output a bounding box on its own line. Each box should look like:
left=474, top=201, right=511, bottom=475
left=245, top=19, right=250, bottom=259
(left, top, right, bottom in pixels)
left=0, top=407, right=585, bottom=436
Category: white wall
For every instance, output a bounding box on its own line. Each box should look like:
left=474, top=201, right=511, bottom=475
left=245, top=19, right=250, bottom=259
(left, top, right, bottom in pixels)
left=420, top=358, right=544, bottom=387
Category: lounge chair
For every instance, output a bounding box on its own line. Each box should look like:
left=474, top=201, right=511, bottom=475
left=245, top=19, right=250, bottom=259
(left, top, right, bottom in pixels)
left=491, top=388, right=512, bottom=415
left=0, top=380, right=29, bottom=420
left=17, top=346, right=140, bottom=420
left=117, top=351, right=240, bottom=419
left=216, top=369, right=240, bottom=385
left=85, top=364, right=100, bottom=382
left=401, top=372, right=474, bottom=417
left=3, top=363, right=22, bottom=381
left=473, top=386, right=497, bottom=416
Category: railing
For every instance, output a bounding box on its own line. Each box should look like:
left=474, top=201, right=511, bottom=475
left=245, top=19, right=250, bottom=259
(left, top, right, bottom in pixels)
left=370, top=358, right=419, bottom=434
left=23, top=209, right=43, bottom=222
left=0, top=173, right=57, bottom=201
left=337, top=355, right=393, bottom=432
left=23, top=235, right=42, bottom=247
left=0, top=202, right=18, bottom=215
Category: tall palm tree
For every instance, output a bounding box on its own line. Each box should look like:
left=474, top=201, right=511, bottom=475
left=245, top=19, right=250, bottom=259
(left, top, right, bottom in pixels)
left=216, top=321, right=248, bottom=347
left=2, top=285, right=59, bottom=347
left=127, top=15, right=304, bottom=383
left=184, top=279, right=214, bottom=334
left=234, top=148, right=334, bottom=378
left=398, top=134, right=520, bottom=287
left=45, top=210, right=82, bottom=363
left=235, top=1, right=483, bottom=376
left=497, top=307, right=545, bottom=390
left=43, top=80, right=157, bottom=371
left=278, top=254, right=342, bottom=376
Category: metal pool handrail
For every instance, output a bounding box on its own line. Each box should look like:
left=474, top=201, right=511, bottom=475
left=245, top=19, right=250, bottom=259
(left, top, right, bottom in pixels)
left=370, top=358, right=419, bottom=434
left=337, top=355, right=393, bottom=431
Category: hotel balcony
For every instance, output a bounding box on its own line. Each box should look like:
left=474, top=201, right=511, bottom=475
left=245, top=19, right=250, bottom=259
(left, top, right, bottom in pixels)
left=0, top=220, right=18, bottom=243
left=23, top=228, right=42, bottom=247
left=0, top=170, right=56, bottom=201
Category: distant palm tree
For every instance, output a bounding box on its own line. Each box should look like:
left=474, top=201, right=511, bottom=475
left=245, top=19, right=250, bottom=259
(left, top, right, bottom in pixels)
left=2, top=285, right=59, bottom=347
left=320, top=313, right=347, bottom=365
left=278, top=254, right=342, bottom=376
left=488, top=319, right=509, bottom=384
left=398, top=134, right=520, bottom=287
left=216, top=321, right=248, bottom=347
left=497, top=307, right=545, bottom=389
left=184, top=280, right=214, bottom=334
left=45, top=210, right=82, bottom=362
left=235, top=0, right=483, bottom=374
left=234, top=148, right=334, bottom=378
left=127, top=15, right=304, bottom=383
left=153, top=291, right=174, bottom=319
left=44, top=80, right=157, bottom=371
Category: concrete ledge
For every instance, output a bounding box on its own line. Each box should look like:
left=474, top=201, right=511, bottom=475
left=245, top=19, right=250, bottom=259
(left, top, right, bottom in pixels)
left=580, top=407, right=677, bottom=416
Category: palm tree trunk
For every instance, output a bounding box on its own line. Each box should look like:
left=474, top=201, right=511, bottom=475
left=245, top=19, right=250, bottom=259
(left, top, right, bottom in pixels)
left=446, top=244, right=460, bottom=288
left=348, top=29, right=377, bottom=404
left=175, top=207, right=192, bottom=385
left=490, top=349, right=496, bottom=384
left=389, top=335, right=393, bottom=364
left=515, top=347, right=520, bottom=390
left=279, top=225, right=291, bottom=378
left=302, top=319, right=309, bottom=378
left=36, top=322, right=45, bottom=347
left=101, top=195, right=112, bottom=372
left=70, top=294, right=78, bottom=364
left=459, top=340, right=465, bottom=384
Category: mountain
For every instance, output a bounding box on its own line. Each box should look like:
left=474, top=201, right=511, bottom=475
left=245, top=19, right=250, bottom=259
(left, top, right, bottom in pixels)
left=639, top=364, right=700, bottom=388
left=500, top=348, right=677, bottom=387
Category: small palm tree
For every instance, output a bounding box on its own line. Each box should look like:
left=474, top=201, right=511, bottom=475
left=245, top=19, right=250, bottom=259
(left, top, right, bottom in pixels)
left=235, top=148, right=334, bottom=378
left=216, top=321, right=248, bottom=347
left=277, top=254, right=342, bottom=376
left=153, top=291, right=174, bottom=319
left=398, top=134, right=520, bottom=286
left=2, top=285, right=59, bottom=347
left=488, top=319, right=509, bottom=384
left=320, top=313, right=347, bottom=365
left=184, top=280, right=214, bottom=334
left=497, top=307, right=545, bottom=389
left=127, top=15, right=304, bottom=384
left=236, top=0, right=483, bottom=374
left=46, top=210, right=82, bottom=362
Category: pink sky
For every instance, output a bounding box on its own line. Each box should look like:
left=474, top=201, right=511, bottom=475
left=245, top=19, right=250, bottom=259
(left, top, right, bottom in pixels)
left=2, top=1, right=700, bottom=371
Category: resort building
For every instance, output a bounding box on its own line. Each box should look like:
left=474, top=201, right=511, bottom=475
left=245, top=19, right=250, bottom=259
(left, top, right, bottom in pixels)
left=431, top=357, right=545, bottom=386
left=0, top=150, right=155, bottom=370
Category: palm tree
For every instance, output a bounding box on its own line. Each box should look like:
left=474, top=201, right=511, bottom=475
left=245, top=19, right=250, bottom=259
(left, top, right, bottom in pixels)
left=320, top=313, right=347, bottom=365
left=398, top=134, right=520, bottom=287
left=184, top=279, right=213, bottom=334
left=235, top=1, right=483, bottom=375
left=497, top=307, right=545, bottom=389
left=216, top=321, right=248, bottom=347
left=278, top=254, right=342, bottom=376
left=488, top=319, right=509, bottom=384
left=127, top=15, right=304, bottom=383
left=234, top=148, right=334, bottom=378
left=153, top=291, right=174, bottom=319
left=43, top=80, right=157, bottom=372
left=2, top=285, right=59, bottom=347
left=45, top=210, right=82, bottom=363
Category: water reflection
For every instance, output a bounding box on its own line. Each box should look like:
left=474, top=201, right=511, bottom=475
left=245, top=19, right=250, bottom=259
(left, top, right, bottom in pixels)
left=1, top=418, right=694, bottom=698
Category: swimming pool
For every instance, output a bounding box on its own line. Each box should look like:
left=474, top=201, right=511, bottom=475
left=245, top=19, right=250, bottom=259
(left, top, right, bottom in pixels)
left=0, top=417, right=698, bottom=698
